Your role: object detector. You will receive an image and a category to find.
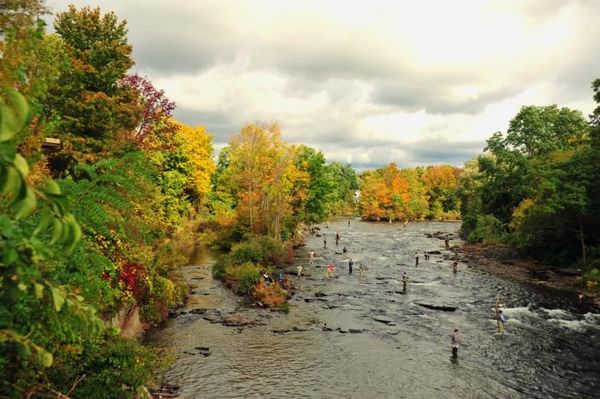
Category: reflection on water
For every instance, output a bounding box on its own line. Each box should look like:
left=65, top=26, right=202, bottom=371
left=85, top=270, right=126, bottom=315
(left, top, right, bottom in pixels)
left=147, top=220, right=600, bottom=399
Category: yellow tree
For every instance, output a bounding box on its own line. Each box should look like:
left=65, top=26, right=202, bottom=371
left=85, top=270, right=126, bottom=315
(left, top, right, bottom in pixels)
left=176, top=122, right=216, bottom=198
left=225, top=122, right=307, bottom=239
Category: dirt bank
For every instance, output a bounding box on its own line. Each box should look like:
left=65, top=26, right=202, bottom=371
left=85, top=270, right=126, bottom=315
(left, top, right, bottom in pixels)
left=453, top=243, right=599, bottom=308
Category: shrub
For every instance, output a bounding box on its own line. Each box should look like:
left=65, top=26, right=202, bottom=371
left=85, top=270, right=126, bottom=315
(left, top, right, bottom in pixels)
left=583, top=267, right=600, bottom=291
left=212, top=259, right=227, bottom=280
left=467, top=214, right=506, bottom=244
left=254, top=281, right=288, bottom=308
left=66, top=337, right=160, bottom=399
left=227, top=262, right=262, bottom=295
left=229, top=241, right=264, bottom=265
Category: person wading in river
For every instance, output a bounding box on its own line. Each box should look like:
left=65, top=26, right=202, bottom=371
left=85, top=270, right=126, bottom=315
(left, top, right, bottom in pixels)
left=451, top=329, right=461, bottom=358
left=402, top=272, right=408, bottom=293
left=452, top=261, right=458, bottom=274
left=323, top=236, right=327, bottom=249
left=494, top=296, right=505, bottom=333
left=415, top=251, right=419, bottom=267
left=335, top=232, right=340, bottom=246
left=348, top=258, right=353, bottom=274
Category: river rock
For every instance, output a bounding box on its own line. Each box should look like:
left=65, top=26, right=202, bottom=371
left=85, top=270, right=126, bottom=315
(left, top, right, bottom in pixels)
left=221, top=314, right=255, bottom=327
left=349, top=328, right=363, bottom=333
left=203, top=314, right=220, bottom=323
left=314, top=291, right=328, bottom=297
left=415, top=302, right=457, bottom=311
left=373, top=316, right=393, bottom=324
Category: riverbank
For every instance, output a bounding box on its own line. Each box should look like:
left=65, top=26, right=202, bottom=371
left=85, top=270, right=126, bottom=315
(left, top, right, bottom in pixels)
left=451, top=242, right=600, bottom=308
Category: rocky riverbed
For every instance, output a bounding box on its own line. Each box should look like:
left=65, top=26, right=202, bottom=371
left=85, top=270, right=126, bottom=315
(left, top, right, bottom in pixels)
left=146, top=219, right=600, bottom=399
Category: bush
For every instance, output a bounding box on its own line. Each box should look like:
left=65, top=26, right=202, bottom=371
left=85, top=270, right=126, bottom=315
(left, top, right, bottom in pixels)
left=66, top=337, right=160, bottom=399
left=583, top=267, right=600, bottom=291
left=254, top=281, right=288, bottom=308
left=227, top=262, right=262, bottom=295
left=229, top=241, right=265, bottom=265
left=467, top=214, right=506, bottom=244
left=212, top=259, right=227, bottom=280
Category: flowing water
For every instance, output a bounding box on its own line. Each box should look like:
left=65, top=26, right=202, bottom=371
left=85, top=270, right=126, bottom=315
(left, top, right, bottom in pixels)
left=146, top=220, right=600, bottom=399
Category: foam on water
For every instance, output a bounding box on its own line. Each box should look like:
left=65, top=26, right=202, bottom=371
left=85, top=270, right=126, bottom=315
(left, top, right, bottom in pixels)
left=548, top=318, right=597, bottom=332
left=539, top=308, right=570, bottom=318
left=500, top=306, right=536, bottom=318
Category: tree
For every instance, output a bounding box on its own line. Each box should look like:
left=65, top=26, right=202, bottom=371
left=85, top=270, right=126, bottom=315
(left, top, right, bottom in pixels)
left=481, top=105, right=589, bottom=223
left=0, top=0, right=47, bottom=89
left=294, top=145, right=332, bottom=225
left=422, top=165, right=461, bottom=218
left=47, top=6, right=141, bottom=142
left=218, top=122, right=307, bottom=240
left=323, top=161, right=358, bottom=216
left=119, top=73, right=176, bottom=143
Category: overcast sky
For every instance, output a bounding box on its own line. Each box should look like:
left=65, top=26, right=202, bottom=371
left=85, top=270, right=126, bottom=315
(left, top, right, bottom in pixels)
left=46, top=0, right=600, bottom=169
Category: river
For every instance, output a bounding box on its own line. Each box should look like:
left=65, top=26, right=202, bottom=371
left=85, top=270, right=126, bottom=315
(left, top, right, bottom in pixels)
left=146, top=220, right=600, bottom=399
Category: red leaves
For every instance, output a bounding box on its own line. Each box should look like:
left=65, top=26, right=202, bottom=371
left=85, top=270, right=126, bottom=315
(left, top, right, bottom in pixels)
left=118, top=262, right=147, bottom=302
left=119, top=73, right=176, bottom=143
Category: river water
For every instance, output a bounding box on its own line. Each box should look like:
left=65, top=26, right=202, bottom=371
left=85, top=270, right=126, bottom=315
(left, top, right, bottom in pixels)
left=146, top=220, right=600, bottom=399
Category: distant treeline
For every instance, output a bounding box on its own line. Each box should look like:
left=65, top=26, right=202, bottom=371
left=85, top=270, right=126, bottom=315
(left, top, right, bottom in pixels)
left=359, top=163, right=462, bottom=221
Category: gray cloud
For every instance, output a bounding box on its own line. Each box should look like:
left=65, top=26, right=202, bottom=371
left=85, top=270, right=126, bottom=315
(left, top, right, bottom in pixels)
left=46, top=0, right=600, bottom=169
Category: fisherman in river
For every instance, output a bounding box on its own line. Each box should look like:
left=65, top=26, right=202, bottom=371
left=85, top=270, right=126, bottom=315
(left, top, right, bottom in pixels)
left=261, top=270, right=271, bottom=286
left=326, top=263, right=336, bottom=279
left=402, top=272, right=408, bottom=293
left=452, top=261, right=458, bottom=274
left=415, top=251, right=419, bottom=267
left=336, top=232, right=340, bottom=246
left=348, top=258, right=353, bottom=274
left=494, top=296, right=506, bottom=333
left=445, top=236, right=450, bottom=248
left=323, top=236, right=327, bottom=249
left=348, top=220, right=351, bottom=227
left=309, top=250, right=315, bottom=265
left=498, top=310, right=507, bottom=332
left=403, top=220, right=407, bottom=229
left=297, top=265, right=303, bottom=278
left=358, top=264, right=366, bottom=277
left=342, top=246, right=348, bottom=257
left=451, top=329, right=461, bottom=358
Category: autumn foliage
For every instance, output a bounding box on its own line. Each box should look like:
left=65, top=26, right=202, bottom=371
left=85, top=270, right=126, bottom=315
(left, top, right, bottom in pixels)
left=359, top=163, right=462, bottom=221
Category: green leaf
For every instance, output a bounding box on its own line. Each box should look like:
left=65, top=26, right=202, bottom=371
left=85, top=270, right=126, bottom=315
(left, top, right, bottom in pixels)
left=0, top=105, right=17, bottom=142
left=49, top=286, right=65, bottom=312
left=67, top=218, right=82, bottom=252
left=13, top=154, right=30, bottom=178
left=8, top=89, right=30, bottom=127
left=0, top=166, right=21, bottom=194
left=44, top=179, right=62, bottom=195
left=50, top=218, right=63, bottom=244
left=33, top=209, right=53, bottom=236
left=34, top=283, right=44, bottom=299
left=14, top=186, right=37, bottom=219
left=3, top=248, right=18, bottom=265
left=41, top=352, right=53, bottom=368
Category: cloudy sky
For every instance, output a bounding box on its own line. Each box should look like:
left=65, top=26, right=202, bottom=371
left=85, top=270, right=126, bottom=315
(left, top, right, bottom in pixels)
left=46, top=0, right=600, bottom=169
